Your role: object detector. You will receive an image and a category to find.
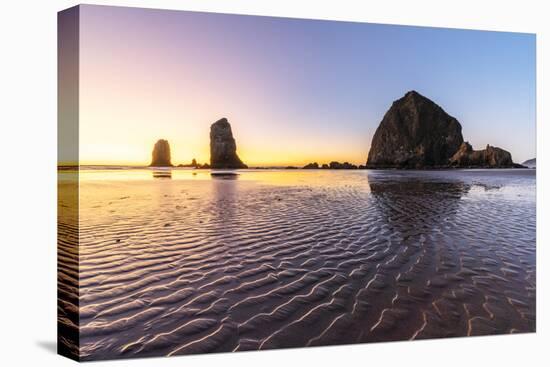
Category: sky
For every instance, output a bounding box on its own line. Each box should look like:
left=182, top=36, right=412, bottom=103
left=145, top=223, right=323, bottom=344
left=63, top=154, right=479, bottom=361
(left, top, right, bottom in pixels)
left=68, top=4, right=535, bottom=166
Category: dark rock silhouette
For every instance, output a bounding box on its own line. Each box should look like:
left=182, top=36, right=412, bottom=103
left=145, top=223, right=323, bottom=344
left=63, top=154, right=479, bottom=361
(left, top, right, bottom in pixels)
left=150, top=139, right=173, bottom=167
left=210, top=118, right=247, bottom=169
left=303, top=162, right=319, bottom=169
left=329, top=161, right=358, bottom=169
left=449, top=142, right=516, bottom=168
left=522, top=158, right=536, bottom=168
left=152, top=170, right=172, bottom=179
left=367, top=91, right=464, bottom=168
left=366, top=90, right=523, bottom=169
left=178, top=158, right=199, bottom=168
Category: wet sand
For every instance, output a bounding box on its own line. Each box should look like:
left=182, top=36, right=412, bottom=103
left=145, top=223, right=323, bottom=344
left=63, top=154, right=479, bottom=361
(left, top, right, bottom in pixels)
left=58, top=169, right=536, bottom=360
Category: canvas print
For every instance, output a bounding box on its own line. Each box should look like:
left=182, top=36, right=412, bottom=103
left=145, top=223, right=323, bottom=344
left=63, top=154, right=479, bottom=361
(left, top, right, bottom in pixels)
left=58, top=4, right=536, bottom=361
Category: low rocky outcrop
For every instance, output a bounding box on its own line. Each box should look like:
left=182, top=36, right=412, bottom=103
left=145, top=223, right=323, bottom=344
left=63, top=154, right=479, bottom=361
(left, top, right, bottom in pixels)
left=522, top=158, right=536, bottom=168
left=449, top=142, right=516, bottom=168
left=303, top=162, right=319, bottom=169
left=329, top=161, right=358, bottom=169
left=210, top=118, right=248, bottom=169
left=150, top=139, right=173, bottom=167
left=367, top=91, right=464, bottom=168
left=178, top=158, right=198, bottom=168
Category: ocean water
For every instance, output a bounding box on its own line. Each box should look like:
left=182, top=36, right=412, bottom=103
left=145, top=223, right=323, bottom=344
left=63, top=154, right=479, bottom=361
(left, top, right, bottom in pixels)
left=58, top=168, right=536, bottom=360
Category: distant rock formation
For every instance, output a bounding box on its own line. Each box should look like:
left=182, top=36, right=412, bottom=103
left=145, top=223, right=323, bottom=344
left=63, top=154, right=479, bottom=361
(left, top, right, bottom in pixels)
left=178, top=158, right=198, bottom=168
left=522, top=158, right=536, bottom=168
left=303, top=162, right=319, bottom=169
left=210, top=118, right=248, bottom=169
left=150, top=139, right=173, bottom=167
left=449, top=142, right=516, bottom=168
left=329, top=161, right=358, bottom=169
left=367, top=91, right=464, bottom=168
left=303, top=161, right=358, bottom=169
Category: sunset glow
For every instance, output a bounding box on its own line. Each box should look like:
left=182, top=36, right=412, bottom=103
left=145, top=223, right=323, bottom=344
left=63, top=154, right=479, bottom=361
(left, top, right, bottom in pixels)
left=69, top=5, right=535, bottom=166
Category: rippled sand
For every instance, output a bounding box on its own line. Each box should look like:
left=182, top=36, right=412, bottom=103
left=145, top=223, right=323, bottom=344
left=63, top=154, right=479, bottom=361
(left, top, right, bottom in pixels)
left=58, top=168, right=536, bottom=360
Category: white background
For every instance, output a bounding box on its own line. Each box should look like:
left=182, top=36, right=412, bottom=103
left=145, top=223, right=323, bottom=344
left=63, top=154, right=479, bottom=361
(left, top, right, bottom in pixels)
left=0, top=0, right=548, bottom=365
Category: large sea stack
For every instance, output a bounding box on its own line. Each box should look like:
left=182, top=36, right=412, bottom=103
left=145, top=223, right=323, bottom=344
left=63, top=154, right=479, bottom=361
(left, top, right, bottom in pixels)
left=366, top=91, right=464, bottom=168
left=150, top=139, right=173, bottom=167
left=210, top=118, right=248, bottom=169
left=366, top=90, right=520, bottom=169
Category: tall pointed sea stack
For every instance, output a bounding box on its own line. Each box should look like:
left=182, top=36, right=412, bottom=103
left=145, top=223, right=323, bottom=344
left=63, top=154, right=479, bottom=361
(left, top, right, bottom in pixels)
left=150, top=139, right=173, bottom=167
left=366, top=91, right=464, bottom=168
left=210, top=118, right=247, bottom=169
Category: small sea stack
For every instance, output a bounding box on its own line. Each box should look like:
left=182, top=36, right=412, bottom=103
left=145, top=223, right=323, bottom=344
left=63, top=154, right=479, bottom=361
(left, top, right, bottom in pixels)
left=210, top=118, right=248, bottom=169
left=150, top=139, right=173, bottom=167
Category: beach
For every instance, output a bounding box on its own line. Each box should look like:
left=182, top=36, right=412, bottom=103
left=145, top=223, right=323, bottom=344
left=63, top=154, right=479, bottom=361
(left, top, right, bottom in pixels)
left=58, top=168, right=536, bottom=360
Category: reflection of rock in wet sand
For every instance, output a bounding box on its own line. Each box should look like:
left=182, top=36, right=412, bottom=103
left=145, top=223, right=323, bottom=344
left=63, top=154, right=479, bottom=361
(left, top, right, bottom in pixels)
left=368, top=175, right=470, bottom=229
left=65, top=169, right=535, bottom=360
left=363, top=172, right=534, bottom=342
left=152, top=170, right=172, bottom=179
left=211, top=171, right=239, bottom=180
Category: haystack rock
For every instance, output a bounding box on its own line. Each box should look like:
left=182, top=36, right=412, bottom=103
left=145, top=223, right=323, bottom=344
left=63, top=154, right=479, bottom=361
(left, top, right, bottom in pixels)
left=150, top=139, right=173, bottom=167
left=210, top=118, right=247, bottom=169
left=366, top=91, right=464, bottom=168
left=449, top=142, right=515, bottom=168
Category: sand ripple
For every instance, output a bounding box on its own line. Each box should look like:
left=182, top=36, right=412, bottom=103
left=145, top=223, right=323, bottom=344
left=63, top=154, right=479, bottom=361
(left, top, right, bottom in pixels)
left=58, top=169, right=536, bottom=360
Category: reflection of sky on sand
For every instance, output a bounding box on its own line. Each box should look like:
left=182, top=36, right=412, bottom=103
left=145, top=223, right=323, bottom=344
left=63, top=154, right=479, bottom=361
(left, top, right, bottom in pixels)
left=76, top=167, right=376, bottom=188
left=74, top=168, right=535, bottom=201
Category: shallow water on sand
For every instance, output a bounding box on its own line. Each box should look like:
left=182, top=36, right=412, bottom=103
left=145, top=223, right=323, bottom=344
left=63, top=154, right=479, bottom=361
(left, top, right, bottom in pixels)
left=58, top=168, right=535, bottom=360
